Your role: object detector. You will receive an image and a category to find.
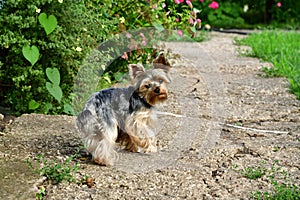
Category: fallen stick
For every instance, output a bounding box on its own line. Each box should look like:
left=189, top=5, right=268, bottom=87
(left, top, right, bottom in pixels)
left=221, top=123, right=290, bottom=134
left=156, top=111, right=290, bottom=135
left=156, top=111, right=186, bottom=118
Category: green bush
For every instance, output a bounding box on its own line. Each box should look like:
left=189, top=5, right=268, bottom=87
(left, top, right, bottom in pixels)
left=238, top=30, right=300, bottom=100
left=0, top=0, right=118, bottom=115
left=207, top=2, right=246, bottom=28
left=192, top=0, right=300, bottom=28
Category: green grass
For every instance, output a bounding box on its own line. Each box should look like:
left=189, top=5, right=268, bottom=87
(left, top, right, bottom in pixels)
left=26, top=147, right=88, bottom=199
left=237, top=30, right=300, bottom=100
left=233, top=161, right=267, bottom=180
left=234, top=160, right=300, bottom=200
left=251, top=183, right=300, bottom=200
left=242, top=165, right=266, bottom=180
left=26, top=154, right=81, bottom=185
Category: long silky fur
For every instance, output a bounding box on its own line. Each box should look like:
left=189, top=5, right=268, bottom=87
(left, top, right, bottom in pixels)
left=76, top=109, right=118, bottom=166
left=76, top=52, right=171, bottom=165
left=125, top=108, right=158, bottom=152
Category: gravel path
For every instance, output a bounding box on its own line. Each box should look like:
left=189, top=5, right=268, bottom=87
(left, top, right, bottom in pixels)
left=0, top=32, right=299, bottom=199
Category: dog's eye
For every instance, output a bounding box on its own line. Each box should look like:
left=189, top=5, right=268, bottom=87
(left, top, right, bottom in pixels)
left=158, top=79, right=164, bottom=84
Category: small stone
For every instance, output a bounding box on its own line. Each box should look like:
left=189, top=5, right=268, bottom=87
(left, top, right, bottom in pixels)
left=86, top=177, right=95, bottom=188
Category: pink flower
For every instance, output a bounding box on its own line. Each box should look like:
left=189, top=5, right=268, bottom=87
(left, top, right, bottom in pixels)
left=190, top=11, right=196, bottom=19
left=141, top=40, right=147, bottom=46
left=196, top=18, right=201, bottom=28
left=200, top=0, right=204, bottom=2
left=162, top=3, right=166, bottom=8
left=277, top=2, right=281, bottom=7
left=186, top=0, right=193, bottom=8
left=175, top=0, right=184, bottom=4
left=189, top=17, right=194, bottom=25
left=177, top=30, right=183, bottom=37
left=126, top=33, right=131, bottom=38
left=209, top=1, right=219, bottom=9
left=121, top=52, right=128, bottom=60
left=175, top=18, right=180, bottom=22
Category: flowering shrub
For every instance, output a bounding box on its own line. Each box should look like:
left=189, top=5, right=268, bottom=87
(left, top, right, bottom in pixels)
left=149, top=0, right=202, bottom=38
left=0, top=0, right=118, bottom=114
left=270, top=0, right=300, bottom=26
left=207, top=0, right=300, bottom=28
left=109, top=0, right=202, bottom=39
left=1, top=0, right=299, bottom=115
left=208, top=1, right=219, bottom=10
left=205, top=1, right=246, bottom=28
left=92, top=0, right=205, bottom=95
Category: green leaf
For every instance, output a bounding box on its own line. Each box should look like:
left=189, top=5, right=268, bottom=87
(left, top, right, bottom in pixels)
left=63, top=103, right=75, bottom=115
left=153, top=22, right=164, bottom=33
left=41, top=102, right=53, bottom=114
left=46, top=67, right=60, bottom=85
left=38, top=13, right=58, bottom=35
left=114, top=72, right=124, bottom=82
left=28, top=99, right=40, bottom=110
left=190, top=26, right=196, bottom=33
left=22, top=45, right=39, bottom=66
left=103, top=74, right=111, bottom=84
left=46, top=82, right=63, bottom=102
left=193, top=8, right=201, bottom=14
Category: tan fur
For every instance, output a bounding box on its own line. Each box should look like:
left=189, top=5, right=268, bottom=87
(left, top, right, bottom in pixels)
left=76, top=52, right=171, bottom=166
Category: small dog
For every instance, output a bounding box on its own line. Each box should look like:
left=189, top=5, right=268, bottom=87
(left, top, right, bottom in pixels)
left=76, top=52, right=171, bottom=166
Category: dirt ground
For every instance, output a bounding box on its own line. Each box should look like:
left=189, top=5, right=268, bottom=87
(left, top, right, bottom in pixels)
left=0, top=32, right=299, bottom=200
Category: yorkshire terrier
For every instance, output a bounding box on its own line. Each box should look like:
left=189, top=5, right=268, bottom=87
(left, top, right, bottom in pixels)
left=76, top=52, right=171, bottom=166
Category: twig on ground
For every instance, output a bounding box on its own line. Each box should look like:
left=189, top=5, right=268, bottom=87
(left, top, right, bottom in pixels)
left=222, top=123, right=289, bottom=134
left=156, top=111, right=186, bottom=118
left=156, top=111, right=290, bottom=135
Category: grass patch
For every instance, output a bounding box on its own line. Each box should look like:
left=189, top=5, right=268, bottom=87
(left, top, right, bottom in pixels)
left=237, top=30, right=300, bottom=99
left=251, top=183, right=300, bottom=200
left=242, top=165, right=266, bottom=180
left=233, top=161, right=267, bottom=180
left=26, top=147, right=89, bottom=199
left=233, top=160, right=300, bottom=199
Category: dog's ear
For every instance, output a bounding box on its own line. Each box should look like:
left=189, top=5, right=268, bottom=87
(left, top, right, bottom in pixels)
left=153, top=52, right=171, bottom=73
left=128, top=64, right=145, bottom=80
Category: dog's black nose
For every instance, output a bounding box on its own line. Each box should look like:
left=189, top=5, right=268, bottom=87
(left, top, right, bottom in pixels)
left=154, top=87, right=160, bottom=94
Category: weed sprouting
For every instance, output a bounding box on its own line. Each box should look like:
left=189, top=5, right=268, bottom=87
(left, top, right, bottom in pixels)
left=33, top=154, right=80, bottom=185
left=35, top=186, right=46, bottom=200
left=242, top=166, right=266, bottom=180
left=250, top=183, right=300, bottom=200
left=26, top=147, right=87, bottom=199
left=234, top=160, right=300, bottom=199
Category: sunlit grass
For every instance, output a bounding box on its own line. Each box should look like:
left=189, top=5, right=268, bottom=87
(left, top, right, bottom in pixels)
left=237, top=30, right=300, bottom=99
left=233, top=160, right=300, bottom=199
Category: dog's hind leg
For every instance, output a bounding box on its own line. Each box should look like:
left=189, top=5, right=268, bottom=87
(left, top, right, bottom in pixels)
left=76, top=110, right=118, bottom=166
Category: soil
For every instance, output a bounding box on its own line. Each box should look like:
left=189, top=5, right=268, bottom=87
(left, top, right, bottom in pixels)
left=0, top=32, right=299, bottom=200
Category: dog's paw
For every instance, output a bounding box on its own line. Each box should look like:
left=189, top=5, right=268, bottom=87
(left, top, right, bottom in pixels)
left=145, top=145, right=157, bottom=153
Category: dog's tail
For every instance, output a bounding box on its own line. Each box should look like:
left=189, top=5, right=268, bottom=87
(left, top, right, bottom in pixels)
left=76, top=109, right=117, bottom=166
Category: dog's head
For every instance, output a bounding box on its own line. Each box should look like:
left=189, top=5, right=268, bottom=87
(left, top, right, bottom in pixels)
left=128, top=52, right=171, bottom=105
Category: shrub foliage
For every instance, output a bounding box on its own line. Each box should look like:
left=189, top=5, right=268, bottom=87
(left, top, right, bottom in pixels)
left=0, top=0, right=118, bottom=114
left=1, top=0, right=299, bottom=115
